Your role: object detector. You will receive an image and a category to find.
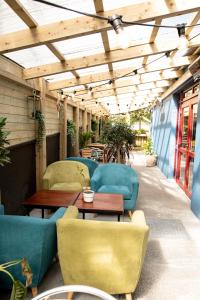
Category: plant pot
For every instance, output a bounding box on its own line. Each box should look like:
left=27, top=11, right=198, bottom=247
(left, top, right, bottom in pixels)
left=83, top=190, right=95, bottom=203
left=146, top=155, right=157, bottom=167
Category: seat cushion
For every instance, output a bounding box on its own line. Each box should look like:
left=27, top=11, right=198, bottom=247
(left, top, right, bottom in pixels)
left=50, top=182, right=82, bottom=192
left=97, top=185, right=131, bottom=200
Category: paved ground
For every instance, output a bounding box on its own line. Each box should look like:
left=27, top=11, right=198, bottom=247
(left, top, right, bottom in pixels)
left=2, top=152, right=200, bottom=299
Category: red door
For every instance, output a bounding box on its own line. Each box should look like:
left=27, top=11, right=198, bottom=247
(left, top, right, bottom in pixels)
left=175, top=85, right=199, bottom=198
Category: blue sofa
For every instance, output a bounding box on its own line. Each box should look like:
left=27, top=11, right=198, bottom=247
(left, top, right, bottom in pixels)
left=0, top=204, right=4, bottom=215
left=0, top=207, right=66, bottom=294
left=91, top=163, right=139, bottom=212
left=65, top=157, right=98, bottom=178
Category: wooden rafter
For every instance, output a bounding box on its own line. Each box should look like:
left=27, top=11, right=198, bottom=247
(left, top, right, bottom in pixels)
left=5, top=0, right=79, bottom=79
left=23, top=39, right=200, bottom=79
left=4, top=0, right=37, bottom=28
left=142, top=17, right=162, bottom=66
left=48, top=56, right=192, bottom=90
left=1, top=1, right=199, bottom=53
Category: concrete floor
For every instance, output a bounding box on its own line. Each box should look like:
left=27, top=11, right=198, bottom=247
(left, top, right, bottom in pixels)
left=2, top=152, right=200, bottom=299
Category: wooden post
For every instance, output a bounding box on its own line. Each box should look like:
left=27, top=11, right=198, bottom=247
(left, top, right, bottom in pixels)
left=59, top=99, right=67, bottom=159
left=88, top=111, right=92, bottom=132
left=36, top=78, right=47, bottom=191
left=83, top=109, right=87, bottom=132
left=74, top=105, right=80, bottom=156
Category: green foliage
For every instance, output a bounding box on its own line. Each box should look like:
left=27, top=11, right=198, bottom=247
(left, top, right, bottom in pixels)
left=130, top=108, right=151, bottom=125
left=91, top=119, right=98, bottom=132
left=143, top=137, right=154, bottom=155
left=79, top=131, right=93, bottom=148
left=109, top=115, right=127, bottom=125
left=67, top=119, right=76, bottom=137
left=35, top=110, right=45, bottom=146
left=102, top=122, right=134, bottom=163
left=0, top=117, right=10, bottom=167
left=133, top=129, right=146, bottom=135
left=0, top=259, right=32, bottom=300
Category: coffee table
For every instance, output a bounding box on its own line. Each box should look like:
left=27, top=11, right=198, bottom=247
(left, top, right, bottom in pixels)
left=22, top=190, right=80, bottom=218
left=75, top=193, right=124, bottom=221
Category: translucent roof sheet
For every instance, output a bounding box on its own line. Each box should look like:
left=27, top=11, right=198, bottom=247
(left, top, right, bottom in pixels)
left=112, top=57, right=143, bottom=70
left=53, top=33, right=104, bottom=59
left=21, top=0, right=96, bottom=25
left=4, top=45, right=59, bottom=68
left=45, top=71, right=75, bottom=82
left=76, top=64, right=109, bottom=76
left=103, top=0, right=144, bottom=11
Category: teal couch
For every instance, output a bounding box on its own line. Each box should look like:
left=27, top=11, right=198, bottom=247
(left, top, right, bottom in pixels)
left=0, top=207, right=66, bottom=294
left=65, top=157, right=98, bottom=178
left=91, top=163, right=139, bottom=212
left=0, top=204, right=4, bottom=215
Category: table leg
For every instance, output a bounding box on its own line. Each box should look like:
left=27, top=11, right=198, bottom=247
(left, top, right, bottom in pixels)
left=82, top=212, right=85, bottom=219
left=42, top=209, right=44, bottom=218
left=118, top=214, right=120, bottom=222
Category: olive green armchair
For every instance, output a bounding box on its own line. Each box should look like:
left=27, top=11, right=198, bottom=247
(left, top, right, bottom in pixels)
left=57, top=206, right=149, bottom=299
left=43, top=161, right=90, bottom=192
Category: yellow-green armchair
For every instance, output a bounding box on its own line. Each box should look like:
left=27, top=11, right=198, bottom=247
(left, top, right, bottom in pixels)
left=57, top=206, right=149, bottom=299
left=43, top=161, right=90, bottom=192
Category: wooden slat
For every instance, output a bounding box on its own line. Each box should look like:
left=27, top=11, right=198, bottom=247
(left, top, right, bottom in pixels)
left=45, top=43, right=65, bottom=61
left=1, top=0, right=200, bottom=53
left=23, top=39, right=200, bottom=79
left=161, top=70, right=192, bottom=100
left=186, top=11, right=200, bottom=36
left=4, top=0, right=37, bottom=28
left=47, top=56, right=192, bottom=90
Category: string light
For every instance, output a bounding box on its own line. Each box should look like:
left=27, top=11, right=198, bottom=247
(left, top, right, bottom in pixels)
left=177, top=23, right=189, bottom=51
left=71, top=91, right=76, bottom=99
left=108, top=14, right=130, bottom=49
left=87, top=87, right=93, bottom=96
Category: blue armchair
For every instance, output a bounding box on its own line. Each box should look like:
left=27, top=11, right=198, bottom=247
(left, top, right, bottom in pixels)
left=0, top=207, right=66, bottom=295
left=65, top=157, right=98, bottom=178
left=0, top=204, right=4, bottom=215
left=91, top=163, right=139, bottom=214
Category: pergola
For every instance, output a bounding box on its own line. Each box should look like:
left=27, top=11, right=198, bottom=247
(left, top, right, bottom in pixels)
left=1, top=0, right=200, bottom=116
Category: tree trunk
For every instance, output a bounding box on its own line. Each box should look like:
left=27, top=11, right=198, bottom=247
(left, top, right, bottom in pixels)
left=117, top=148, right=121, bottom=163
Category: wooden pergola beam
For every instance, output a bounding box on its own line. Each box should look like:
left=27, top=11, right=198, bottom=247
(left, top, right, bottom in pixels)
left=48, top=56, right=191, bottom=90
left=23, top=39, right=200, bottom=79
left=1, top=1, right=199, bottom=53
left=4, top=0, right=38, bottom=28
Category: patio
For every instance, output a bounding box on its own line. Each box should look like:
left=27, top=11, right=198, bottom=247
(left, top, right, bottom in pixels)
left=0, top=1, right=200, bottom=299
left=1, top=152, right=200, bottom=300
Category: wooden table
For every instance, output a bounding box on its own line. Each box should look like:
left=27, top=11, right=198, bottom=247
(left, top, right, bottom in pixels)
left=75, top=193, right=124, bottom=221
left=22, top=190, right=80, bottom=218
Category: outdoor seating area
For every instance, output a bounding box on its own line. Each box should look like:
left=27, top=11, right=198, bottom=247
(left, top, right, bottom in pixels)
left=0, top=1, right=200, bottom=300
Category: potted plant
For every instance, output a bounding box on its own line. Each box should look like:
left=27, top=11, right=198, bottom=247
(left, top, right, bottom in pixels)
left=143, top=137, right=157, bottom=167
left=35, top=110, right=45, bottom=146
left=79, top=131, right=93, bottom=148
left=101, top=121, right=134, bottom=163
left=0, top=258, right=32, bottom=300
left=67, top=119, right=76, bottom=156
left=0, top=117, right=10, bottom=167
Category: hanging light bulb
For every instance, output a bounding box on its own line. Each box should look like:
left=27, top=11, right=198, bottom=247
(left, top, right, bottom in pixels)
left=165, top=51, right=172, bottom=64
left=177, top=23, right=189, bottom=51
left=108, top=14, right=130, bottom=49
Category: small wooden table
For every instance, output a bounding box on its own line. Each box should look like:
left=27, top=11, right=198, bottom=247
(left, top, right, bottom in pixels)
left=22, top=190, right=80, bottom=218
left=75, top=193, right=124, bottom=221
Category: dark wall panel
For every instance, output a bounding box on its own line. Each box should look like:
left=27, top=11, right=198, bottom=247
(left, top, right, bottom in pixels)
left=0, top=141, right=36, bottom=215
left=46, top=133, right=60, bottom=166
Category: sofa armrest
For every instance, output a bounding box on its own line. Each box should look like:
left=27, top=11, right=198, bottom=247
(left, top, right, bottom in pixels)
left=62, top=206, right=79, bottom=220
left=0, top=204, right=4, bottom=215
left=131, top=210, right=147, bottom=226
left=43, top=171, right=52, bottom=189
left=90, top=173, right=102, bottom=191
left=49, top=207, right=66, bottom=222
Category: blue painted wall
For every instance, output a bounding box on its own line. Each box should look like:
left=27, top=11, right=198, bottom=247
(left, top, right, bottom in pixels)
left=191, top=91, right=200, bottom=218
left=151, top=95, right=178, bottom=178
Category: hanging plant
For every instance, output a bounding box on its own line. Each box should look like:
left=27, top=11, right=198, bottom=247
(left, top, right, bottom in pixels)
left=0, top=117, right=10, bottom=167
left=35, top=110, right=45, bottom=146
left=91, top=119, right=98, bottom=132
left=67, top=120, right=76, bottom=137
